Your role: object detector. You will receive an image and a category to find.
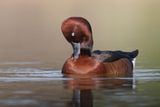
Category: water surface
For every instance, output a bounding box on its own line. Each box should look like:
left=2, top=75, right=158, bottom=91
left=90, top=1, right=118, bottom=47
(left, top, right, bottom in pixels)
left=0, top=64, right=159, bottom=107
left=0, top=0, right=160, bottom=107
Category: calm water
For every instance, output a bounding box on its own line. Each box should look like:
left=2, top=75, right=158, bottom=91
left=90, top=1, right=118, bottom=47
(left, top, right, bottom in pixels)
left=0, top=0, right=160, bottom=107
left=0, top=63, right=159, bottom=107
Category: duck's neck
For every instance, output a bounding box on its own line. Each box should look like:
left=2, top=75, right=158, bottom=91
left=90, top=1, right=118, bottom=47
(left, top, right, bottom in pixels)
left=80, top=48, right=92, bottom=56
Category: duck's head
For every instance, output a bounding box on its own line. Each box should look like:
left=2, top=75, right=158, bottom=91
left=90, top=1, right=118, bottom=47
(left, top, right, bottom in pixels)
left=61, top=17, right=93, bottom=59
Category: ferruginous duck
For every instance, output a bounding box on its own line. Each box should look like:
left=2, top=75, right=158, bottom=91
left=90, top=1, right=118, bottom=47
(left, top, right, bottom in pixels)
left=61, top=17, right=138, bottom=75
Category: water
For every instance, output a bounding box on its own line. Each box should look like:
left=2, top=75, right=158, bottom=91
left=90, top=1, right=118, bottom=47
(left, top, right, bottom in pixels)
left=0, top=0, right=160, bottom=107
left=0, top=64, right=159, bottom=107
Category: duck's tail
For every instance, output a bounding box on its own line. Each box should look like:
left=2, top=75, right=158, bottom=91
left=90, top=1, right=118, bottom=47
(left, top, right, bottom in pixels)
left=129, top=49, right=139, bottom=68
left=129, top=49, right=139, bottom=59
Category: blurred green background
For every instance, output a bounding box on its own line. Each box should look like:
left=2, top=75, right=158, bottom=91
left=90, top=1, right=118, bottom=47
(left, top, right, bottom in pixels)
left=0, top=0, right=159, bottom=69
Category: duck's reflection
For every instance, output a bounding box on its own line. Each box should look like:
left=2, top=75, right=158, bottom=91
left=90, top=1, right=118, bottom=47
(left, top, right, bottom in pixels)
left=64, top=74, right=134, bottom=107
left=70, top=89, right=93, bottom=107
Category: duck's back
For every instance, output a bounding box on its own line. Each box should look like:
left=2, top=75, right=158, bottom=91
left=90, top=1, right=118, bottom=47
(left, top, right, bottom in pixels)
left=92, top=49, right=139, bottom=76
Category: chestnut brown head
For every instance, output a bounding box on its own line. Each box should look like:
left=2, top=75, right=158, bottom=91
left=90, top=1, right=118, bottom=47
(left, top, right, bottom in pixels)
left=61, top=17, right=93, bottom=58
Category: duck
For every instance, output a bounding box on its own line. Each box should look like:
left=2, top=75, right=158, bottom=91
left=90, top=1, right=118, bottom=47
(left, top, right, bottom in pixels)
left=61, top=17, right=138, bottom=76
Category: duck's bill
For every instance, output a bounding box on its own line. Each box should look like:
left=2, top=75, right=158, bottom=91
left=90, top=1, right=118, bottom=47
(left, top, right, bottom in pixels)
left=71, top=42, right=80, bottom=59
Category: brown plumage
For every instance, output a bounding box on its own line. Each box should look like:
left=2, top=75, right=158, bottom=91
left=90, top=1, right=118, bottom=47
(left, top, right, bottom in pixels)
left=61, top=17, right=138, bottom=75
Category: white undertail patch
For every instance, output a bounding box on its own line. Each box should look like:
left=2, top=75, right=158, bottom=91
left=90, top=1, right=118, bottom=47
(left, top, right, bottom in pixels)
left=132, top=58, right=136, bottom=68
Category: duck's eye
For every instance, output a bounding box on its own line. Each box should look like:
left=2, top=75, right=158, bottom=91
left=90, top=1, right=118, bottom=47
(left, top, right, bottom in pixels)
left=71, top=32, right=75, bottom=37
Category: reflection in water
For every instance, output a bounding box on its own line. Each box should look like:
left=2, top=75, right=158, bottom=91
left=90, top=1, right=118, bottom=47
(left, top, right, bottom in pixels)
left=64, top=73, right=134, bottom=107
left=0, top=67, right=159, bottom=106
left=68, top=90, right=93, bottom=107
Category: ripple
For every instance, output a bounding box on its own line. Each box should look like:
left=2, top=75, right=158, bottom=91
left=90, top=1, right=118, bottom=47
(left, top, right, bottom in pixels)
left=134, top=69, right=160, bottom=81
left=0, top=68, right=159, bottom=82
left=0, top=99, right=39, bottom=106
left=0, top=67, right=70, bottom=82
left=0, top=61, right=42, bottom=65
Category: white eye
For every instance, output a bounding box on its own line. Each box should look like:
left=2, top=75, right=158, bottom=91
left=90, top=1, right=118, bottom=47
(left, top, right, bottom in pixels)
left=71, top=32, right=75, bottom=36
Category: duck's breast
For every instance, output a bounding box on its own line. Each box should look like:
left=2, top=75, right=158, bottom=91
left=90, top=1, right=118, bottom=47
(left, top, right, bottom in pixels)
left=62, top=56, right=105, bottom=74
